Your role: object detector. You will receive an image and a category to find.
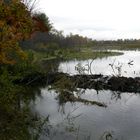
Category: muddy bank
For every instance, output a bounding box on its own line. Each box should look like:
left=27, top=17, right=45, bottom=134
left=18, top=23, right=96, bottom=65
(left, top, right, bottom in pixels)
left=15, top=72, right=140, bottom=93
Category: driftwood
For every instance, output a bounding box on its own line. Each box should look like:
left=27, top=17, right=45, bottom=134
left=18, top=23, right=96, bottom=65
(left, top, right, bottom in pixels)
left=71, top=74, right=140, bottom=93
left=56, top=90, right=107, bottom=107
left=15, top=72, right=140, bottom=93
left=14, top=72, right=140, bottom=108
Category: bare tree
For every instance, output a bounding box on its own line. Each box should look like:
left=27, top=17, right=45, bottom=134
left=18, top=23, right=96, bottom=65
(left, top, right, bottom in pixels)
left=21, top=0, right=39, bottom=13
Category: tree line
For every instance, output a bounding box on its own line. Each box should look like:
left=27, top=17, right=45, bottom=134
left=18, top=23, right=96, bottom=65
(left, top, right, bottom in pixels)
left=20, top=30, right=93, bottom=52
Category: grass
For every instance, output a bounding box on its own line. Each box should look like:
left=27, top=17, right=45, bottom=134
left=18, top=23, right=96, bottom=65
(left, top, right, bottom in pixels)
left=29, top=48, right=123, bottom=63
left=62, top=50, right=123, bottom=60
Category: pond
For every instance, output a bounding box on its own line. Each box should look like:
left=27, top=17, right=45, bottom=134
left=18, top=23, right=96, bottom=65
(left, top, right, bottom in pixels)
left=59, top=50, right=140, bottom=77
left=31, top=50, right=140, bottom=140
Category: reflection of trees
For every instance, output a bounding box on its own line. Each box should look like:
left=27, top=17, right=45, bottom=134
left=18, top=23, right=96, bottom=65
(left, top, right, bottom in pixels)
left=0, top=94, right=49, bottom=140
left=40, top=58, right=60, bottom=73
left=110, top=91, right=139, bottom=104
left=111, top=91, right=121, bottom=101
left=16, top=80, right=139, bottom=140
left=21, top=86, right=42, bottom=105
left=52, top=76, right=107, bottom=107
left=99, top=131, right=118, bottom=140
left=36, top=105, right=82, bottom=140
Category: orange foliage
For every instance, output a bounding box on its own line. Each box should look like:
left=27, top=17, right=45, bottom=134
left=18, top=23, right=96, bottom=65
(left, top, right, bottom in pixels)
left=0, top=0, right=51, bottom=65
left=0, top=0, right=33, bottom=64
left=32, top=16, right=49, bottom=33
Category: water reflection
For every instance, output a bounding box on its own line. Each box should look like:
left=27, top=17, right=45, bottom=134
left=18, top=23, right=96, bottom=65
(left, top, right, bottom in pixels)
left=41, top=58, right=61, bottom=73
left=31, top=50, right=140, bottom=139
left=32, top=86, right=140, bottom=140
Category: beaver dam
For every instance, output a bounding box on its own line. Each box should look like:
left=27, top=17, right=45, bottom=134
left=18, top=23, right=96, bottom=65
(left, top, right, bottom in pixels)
left=18, top=72, right=140, bottom=93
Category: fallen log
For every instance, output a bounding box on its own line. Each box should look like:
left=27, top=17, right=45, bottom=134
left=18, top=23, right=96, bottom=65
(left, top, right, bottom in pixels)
left=71, top=74, right=140, bottom=93
left=56, top=90, right=107, bottom=107
left=15, top=72, right=140, bottom=93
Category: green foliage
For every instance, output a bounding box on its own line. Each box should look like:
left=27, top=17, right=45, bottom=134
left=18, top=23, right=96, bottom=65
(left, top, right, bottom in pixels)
left=60, top=49, right=123, bottom=60
left=0, top=65, right=48, bottom=140
left=0, top=50, right=46, bottom=140
left=0, top=67, right=28, bottom=140
left=32, top=12, right=52, bottom=32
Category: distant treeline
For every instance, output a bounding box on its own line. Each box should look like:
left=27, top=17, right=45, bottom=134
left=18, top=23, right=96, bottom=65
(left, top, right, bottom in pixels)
left=93, top=39, right=140, bottom=50
left=20, top=30, right=93, bottom=52
left=21, top=29, right=140, bottom=51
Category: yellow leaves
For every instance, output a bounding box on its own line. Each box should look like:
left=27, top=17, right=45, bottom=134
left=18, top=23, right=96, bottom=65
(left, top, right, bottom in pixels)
left=0, top=50, right=16, bottom=65
left=0, top=20, right=5, bottom=27
left=0, top=0, right=33, bottom=65
left=0, top=1, right=50, bottom=65
left=16, top=48, right=28, bottom=60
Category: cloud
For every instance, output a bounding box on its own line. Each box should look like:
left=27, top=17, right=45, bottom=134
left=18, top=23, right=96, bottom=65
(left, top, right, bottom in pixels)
left=39, top=0, right=140, bottom=40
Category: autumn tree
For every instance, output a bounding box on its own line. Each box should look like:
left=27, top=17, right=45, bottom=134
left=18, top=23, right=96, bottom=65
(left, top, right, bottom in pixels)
left=32, top=13, right=52, bottom=33
left=0, top=0, right=51, bottom=65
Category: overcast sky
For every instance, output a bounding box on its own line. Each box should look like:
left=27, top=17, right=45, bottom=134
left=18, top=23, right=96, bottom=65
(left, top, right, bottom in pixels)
left=38, top=0, right=140, bottom=40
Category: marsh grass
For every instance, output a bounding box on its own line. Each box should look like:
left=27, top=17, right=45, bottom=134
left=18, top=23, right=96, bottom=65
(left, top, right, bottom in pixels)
left=30, top=48, right=123, bottom=63
left=63, top=50, right=123, bottom=60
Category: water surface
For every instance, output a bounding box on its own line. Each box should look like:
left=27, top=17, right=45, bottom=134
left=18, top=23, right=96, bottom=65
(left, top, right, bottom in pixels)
left=33, top=88, right=140, bottom=140
left=59, top=50, right=140, bottom=77
left=32, top=50, right=140, bottom=140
